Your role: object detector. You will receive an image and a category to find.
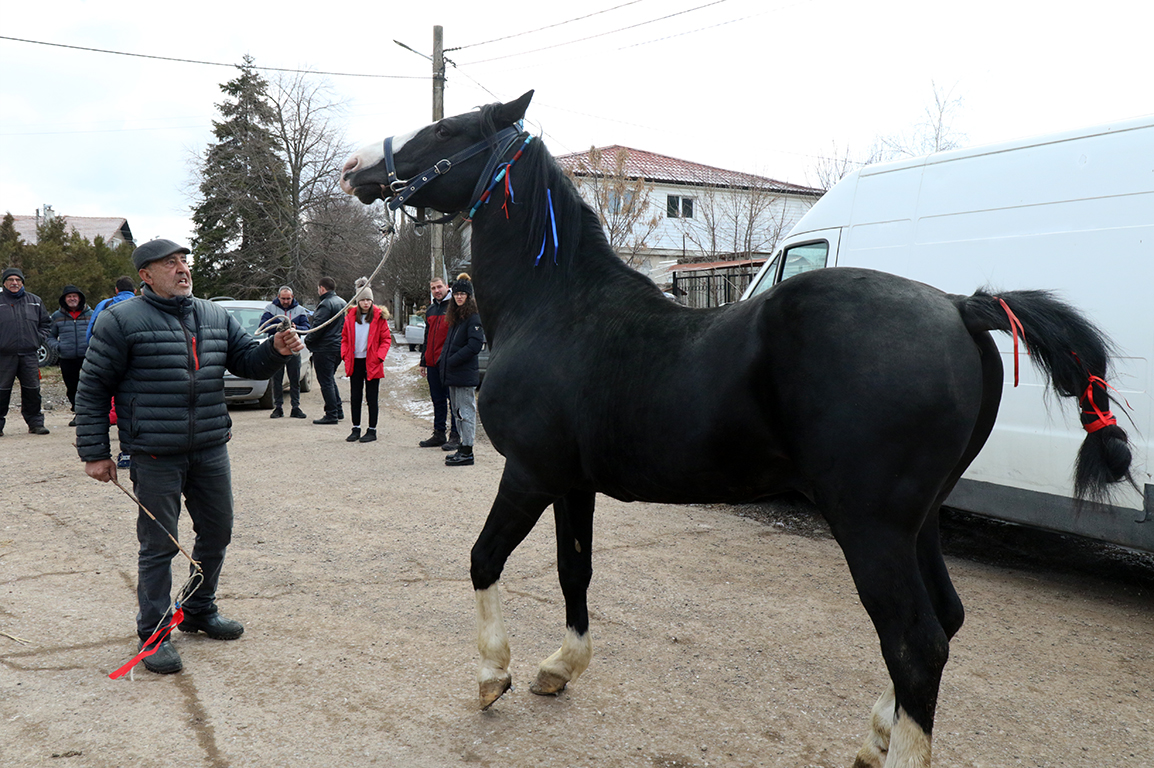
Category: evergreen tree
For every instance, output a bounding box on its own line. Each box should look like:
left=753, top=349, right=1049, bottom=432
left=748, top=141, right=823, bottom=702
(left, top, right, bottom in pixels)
left=191, top=57, right=292, bottom=298
left=0, top=212, right=133, bottom=304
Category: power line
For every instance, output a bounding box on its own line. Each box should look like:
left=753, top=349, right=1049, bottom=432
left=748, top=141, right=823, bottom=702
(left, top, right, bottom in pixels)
left=459, top=0, right=732, bottom=65
left=447, top=1, right=648, bottom=52
left=0, top=35, right=424, bottom=79
left=619, top=0, right=814, bottom=50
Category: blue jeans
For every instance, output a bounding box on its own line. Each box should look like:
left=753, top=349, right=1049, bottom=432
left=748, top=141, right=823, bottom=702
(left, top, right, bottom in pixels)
left=129, top=444, right=233, bottom=637
left=313, top=349, right=342, bottom=418
left=427, top=366, right=457, bottom=437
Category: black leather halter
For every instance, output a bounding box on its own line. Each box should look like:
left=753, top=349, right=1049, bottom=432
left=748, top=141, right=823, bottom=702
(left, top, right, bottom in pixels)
left=383, top=124, right=523, bottom=225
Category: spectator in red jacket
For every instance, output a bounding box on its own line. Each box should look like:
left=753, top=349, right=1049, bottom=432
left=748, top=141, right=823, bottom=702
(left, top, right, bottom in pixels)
left=341, top=278, right=392, bottom=444
left=418, top=276, right=459, bottom=449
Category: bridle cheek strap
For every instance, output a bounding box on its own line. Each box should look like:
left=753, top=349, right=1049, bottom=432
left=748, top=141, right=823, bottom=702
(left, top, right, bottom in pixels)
left=383, top=125, right=524, bottom=223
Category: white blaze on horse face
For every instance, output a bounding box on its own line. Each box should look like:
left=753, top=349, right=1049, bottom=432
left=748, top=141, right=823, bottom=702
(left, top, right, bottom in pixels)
left=340, top=128, right=422, bottom=194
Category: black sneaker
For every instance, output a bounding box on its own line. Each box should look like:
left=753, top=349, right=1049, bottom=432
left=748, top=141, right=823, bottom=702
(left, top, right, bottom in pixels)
left=445, top=446, right=474, bottom=466
left=346, top=428, right=361, bottom=442
left=140, top=638, right=182, bottom=674
left=29, top=425, right=50, bottom=435
left=359, top=429, right=377, bottom=443
left=419, top=430, right=447, bottom=447
left=178, top=612, right=244, bottom=640
left=270, top=408, right=284, bottom=419
left=313, top=415, right=339, bottom=425
left=290, top=408, right=307, bottom=419
left=442, top=435, right=461, bottom=452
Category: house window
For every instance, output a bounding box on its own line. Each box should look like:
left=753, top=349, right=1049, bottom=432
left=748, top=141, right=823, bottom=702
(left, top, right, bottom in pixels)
left=667, top=195, right=694, bottom=219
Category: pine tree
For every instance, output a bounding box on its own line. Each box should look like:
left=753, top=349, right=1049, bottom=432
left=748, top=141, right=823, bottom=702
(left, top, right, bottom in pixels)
left=191, top=57, right=292, bottom=298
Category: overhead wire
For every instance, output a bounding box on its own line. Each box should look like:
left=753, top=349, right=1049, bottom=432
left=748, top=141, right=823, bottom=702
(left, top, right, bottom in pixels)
left=446, top=0, right=648, bottom=52
left=0, top=35, right=423, bottom=79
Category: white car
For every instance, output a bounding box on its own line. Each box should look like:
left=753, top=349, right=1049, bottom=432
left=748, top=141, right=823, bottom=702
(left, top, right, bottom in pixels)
left=215, top=299, right=312, bottom=408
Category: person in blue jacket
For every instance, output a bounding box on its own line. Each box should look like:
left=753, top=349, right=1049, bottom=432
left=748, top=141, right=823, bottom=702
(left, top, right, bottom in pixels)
left=87, top=276, right=136, bottom=342
left=260, top=285, right=311, bottom=419
left=47, top=284, right=93, bottom=424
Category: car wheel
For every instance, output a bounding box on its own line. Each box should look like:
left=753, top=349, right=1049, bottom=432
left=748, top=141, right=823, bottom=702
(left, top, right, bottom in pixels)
left=299, top=359, right=313, bottom=393
left=257, top=383, right=275, bottom=409
left=38, top=342, right=59, bottom=367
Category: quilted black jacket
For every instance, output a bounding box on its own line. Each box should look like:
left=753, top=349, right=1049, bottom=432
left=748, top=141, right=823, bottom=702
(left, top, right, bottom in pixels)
left=75, top=287, right=287, bottom=461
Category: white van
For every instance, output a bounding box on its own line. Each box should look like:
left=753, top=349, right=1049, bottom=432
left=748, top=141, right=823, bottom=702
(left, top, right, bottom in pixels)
left=742, top=117, right=1154, bottom=552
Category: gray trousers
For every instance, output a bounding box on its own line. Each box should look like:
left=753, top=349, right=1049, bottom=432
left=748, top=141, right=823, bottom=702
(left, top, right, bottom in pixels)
left=270, top=353, right=301, bottom=409
left=0, top=352, right=43, bottom=431
left=448, top=386, right=476, bottom=447
left=129, top=444, right=233, bottom=638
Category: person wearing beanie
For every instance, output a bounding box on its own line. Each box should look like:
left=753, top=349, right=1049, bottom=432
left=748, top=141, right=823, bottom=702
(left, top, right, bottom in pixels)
left=438, top=273, right=484, bottom=467
left=47, top=284, right=93, bottom=424
left=76, top=237, right=305, bottom=674
left=340, top=277, right=392, bottom=443
left=0, top=266, right=52, bottom=436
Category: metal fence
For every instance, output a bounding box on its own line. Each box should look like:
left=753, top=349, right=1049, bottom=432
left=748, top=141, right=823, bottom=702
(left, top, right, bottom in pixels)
left=671, top=266, right=761, bottom=309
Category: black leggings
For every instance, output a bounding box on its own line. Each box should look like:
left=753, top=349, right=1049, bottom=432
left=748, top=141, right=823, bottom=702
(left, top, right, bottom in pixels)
left=349, top=357, right=379, bottom=429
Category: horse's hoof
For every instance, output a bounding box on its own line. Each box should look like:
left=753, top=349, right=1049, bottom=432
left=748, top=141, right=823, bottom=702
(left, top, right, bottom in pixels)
left=479, top=674, right=512, bottom=710
left=530, top=669, right=569, bottom=696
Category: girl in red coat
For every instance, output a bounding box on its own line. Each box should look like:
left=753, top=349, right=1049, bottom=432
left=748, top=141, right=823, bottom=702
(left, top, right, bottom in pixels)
left=341, top=278, right=392, bottom=443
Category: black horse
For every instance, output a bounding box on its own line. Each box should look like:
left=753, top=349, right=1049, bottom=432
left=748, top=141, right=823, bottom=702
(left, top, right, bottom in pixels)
left=341, top=92, right=1132, bottom=767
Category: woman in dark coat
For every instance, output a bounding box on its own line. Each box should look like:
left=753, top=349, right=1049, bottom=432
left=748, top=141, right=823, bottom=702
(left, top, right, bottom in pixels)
left=438, top=274, right=484, bottom=466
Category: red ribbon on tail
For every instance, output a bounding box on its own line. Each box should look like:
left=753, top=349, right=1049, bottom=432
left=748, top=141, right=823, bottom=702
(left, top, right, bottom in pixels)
left=995, top=297, right=1028, bottom=387
left=109, top=607, right=184, bottom=680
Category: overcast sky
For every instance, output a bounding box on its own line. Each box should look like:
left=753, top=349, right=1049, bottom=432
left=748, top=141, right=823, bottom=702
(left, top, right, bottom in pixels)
left=2, top=0, right=1151, bottom=249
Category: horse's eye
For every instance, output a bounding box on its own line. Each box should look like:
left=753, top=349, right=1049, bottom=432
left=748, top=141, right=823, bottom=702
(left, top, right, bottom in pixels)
left=435, top=122, right=453, bottom=139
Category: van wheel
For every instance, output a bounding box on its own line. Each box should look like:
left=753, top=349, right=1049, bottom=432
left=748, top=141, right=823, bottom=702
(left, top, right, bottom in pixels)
left=258, top=383, right=275, bottom=409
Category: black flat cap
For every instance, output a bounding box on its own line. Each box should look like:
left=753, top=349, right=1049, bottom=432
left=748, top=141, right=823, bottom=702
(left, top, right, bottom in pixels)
left=132, top=239, right=190, bottom=270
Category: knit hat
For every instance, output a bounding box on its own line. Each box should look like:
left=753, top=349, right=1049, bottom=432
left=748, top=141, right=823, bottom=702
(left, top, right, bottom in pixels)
left=2, top=267, right=24, bottom=282
left=132, top=239, right=190, bottom=270
left=451, top=275, right=473, bottom=297
left=353, top=277, right=374, bottom=303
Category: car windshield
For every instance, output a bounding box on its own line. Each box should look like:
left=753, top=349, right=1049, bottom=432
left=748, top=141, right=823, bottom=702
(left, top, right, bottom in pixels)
left=224, top=306, right=265, bottom=336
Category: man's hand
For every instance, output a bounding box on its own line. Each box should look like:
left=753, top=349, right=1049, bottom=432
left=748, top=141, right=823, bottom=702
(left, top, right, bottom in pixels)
left=85, top=459, right=117, bottom=483
left=419, top=367, right=427, bottom=379
left=273, top=327, right=305, bottom=355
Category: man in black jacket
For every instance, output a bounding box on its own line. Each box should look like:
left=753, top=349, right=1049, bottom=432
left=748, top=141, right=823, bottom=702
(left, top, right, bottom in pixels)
left=306, top=276, right=345, bottom=424
left=0, top=267, right=52, bottom=436
left=76, top=239, right=304, bottom=674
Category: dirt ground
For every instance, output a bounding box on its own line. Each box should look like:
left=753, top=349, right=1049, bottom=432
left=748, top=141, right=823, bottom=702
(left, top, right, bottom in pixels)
left=2, top=354, right=1153, bottom=767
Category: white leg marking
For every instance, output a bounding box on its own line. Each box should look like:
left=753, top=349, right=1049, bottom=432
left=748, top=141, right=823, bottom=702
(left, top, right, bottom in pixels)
left=476, top=585, right=512, bottom=707
left=854, top=684, right=895, bottom=768
left=883, top=706, right=932, bottom=768
left=532, top=627, right=593, bottom=695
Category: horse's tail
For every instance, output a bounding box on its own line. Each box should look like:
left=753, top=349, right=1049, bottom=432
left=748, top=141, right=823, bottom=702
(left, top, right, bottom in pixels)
left=954, top=289, right=1133, bottom=503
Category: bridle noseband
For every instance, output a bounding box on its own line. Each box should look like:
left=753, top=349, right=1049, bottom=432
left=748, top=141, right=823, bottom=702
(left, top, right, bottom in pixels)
left=381, top=124, right=524, bottom=226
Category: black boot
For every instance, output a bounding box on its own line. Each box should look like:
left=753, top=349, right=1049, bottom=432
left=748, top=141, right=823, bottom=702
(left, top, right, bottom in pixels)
left=445, top=445, right=474, bottom=466
left=346, top=427, right=361, bottom=442
left=441, top=433, right=461, bottom=452
left=419, top=429, right=447, bottom=447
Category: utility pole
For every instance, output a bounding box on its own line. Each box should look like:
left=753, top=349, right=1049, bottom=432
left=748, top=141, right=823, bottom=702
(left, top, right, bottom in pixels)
left=430, top=25, right=446, bottom=283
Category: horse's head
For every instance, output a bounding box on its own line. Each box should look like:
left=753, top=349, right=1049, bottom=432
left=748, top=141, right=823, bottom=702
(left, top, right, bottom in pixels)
left=340, top=90, right=534, bottom=213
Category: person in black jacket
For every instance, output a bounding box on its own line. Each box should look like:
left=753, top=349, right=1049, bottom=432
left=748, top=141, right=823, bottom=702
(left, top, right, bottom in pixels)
left=306, top=276, right=346, bottom=424
left=47, top=284, right=93, bottom=425
left=0, top=267, right=52, bottom=436
left=438, top=274, right=484, bottom=466
left=76, top=238, right=303, bottom=675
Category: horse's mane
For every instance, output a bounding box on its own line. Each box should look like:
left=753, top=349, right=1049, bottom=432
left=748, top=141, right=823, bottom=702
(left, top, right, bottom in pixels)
left=476, top=103, right=664, bottom=300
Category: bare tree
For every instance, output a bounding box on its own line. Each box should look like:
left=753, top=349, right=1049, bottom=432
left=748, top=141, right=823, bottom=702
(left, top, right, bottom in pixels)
left=881, top=81, right=967, bottom=158
left=673, top=178, right=792, bottom=262
left=564, top=147, right=661, bottom=268
left=808, top=140, right=886, bottom=192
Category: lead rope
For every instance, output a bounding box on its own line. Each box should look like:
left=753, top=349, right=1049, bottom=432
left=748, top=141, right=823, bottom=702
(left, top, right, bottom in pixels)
left=254, top=235, right=396, bottom=339
left=107, top=477, right=204, bottom=680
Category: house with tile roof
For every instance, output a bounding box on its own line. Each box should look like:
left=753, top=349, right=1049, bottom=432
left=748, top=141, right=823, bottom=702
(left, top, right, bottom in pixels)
left=554, top=146, right=823, bottom=303
left=11, top=205, right=135, bottom=248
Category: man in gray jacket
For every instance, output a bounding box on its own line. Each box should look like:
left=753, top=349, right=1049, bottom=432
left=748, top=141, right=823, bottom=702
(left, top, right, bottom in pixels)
left=76, top=239, right=304, bottom=674
left=0, top=267, right=52, bottom=436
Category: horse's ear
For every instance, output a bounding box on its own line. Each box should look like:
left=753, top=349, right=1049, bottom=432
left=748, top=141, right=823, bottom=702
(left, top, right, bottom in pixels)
left=496, top=90, right=534, bottom=127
